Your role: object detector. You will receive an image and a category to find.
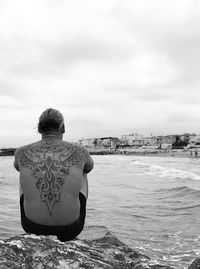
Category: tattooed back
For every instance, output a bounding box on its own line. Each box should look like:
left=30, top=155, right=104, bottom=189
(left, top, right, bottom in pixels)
left=15, top=140, right=90, bottom=226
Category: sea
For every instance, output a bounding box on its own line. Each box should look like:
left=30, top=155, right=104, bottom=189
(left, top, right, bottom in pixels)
left=1, top=155, right=200, bottom=269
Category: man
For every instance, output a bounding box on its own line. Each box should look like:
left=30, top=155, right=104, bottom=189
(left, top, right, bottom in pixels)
left=14, top=108, right=94, bottom=241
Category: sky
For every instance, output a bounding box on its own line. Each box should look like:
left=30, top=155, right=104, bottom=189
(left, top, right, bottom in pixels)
left=1, top=0, right=200, bottom=147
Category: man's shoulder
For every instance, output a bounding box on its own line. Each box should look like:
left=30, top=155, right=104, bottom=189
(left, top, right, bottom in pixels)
left=62, top=141, right=87, bottom=151
left=16, top=141, right=90, bottom=160
left=16, top=141, right=40, bottom=153
left=14, top=142, right=41, bottom=170
left=62, top=141, right=91, bottom=159
left=72, top=142, right=91, bottom=155
left=17, top=141, right=84, bottom=151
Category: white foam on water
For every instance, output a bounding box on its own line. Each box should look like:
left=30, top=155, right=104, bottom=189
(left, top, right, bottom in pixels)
left=131, top=160, right=200, bottom=181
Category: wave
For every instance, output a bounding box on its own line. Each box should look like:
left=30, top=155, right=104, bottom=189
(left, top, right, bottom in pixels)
left=131, top=214, right=152, bottom=220
left=131, top=160, right=200, bottom=181
left=171, top=203, right=200, bottom=211
left=155, top=186, right=200, bottom=201
left=156, top=185, right=198, bottom=193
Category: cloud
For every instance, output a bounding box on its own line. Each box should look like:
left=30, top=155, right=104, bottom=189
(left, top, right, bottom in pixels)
left=0, top=0, right=200, bottom=146
left=114, top=0, right=200, bottom=87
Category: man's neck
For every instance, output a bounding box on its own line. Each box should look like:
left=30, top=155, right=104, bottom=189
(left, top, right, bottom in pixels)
left=42, top=132, right=63, bottom=141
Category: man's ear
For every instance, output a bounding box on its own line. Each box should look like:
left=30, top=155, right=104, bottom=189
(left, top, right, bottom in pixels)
left=38, top=124, right=42, bottom=134
left=61, top=123, right=65, bottom=134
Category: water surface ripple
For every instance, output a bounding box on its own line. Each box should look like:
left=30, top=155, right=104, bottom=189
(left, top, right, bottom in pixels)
left=1, top=155, right=200, bottom=268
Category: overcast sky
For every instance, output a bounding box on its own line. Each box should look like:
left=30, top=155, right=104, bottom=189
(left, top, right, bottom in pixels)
left=1, top=0, right=200, bottom=147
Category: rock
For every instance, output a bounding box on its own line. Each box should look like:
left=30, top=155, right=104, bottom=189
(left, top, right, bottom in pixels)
left=188, top=258, right=200, bottom=269
left=0, top=227, right=174, bottom=269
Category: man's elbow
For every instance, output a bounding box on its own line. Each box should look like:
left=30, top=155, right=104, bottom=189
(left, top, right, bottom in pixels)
left=84, top=166, right=93, bottom=174
left=14, top=161, right=19, bottom=172
left=83, top=159, right=94, bottom=174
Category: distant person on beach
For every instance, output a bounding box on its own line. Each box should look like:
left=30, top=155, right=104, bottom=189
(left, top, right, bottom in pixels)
left=195, top=149, right=198, bottom=158
left=14, top=108, right=94, bottom=241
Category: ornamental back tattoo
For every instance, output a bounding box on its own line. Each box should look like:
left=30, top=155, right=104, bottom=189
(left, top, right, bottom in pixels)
left=18, top=141, right=86, bottom=215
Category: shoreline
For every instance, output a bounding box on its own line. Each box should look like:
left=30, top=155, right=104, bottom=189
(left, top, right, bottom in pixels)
left=89, top=148, right=198, bottom=159
left=0, top=148, right=198, bottom=159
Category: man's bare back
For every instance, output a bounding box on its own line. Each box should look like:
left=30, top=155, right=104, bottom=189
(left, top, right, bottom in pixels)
left=14, top=108, right=94, bottom=241
left=15, top=138, right=92, bottom=226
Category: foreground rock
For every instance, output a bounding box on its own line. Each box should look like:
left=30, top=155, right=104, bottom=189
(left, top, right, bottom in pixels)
left=0, top=228, right=173, bottom=269
left=188, top=258, right=200, bottom=269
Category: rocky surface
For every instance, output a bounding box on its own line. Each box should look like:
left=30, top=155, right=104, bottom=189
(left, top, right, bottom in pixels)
left=0, top=227, right=174, bottom=269
left=188, top=258, right=200, bottom=269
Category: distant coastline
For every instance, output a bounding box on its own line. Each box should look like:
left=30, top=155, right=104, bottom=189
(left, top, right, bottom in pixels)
left=0, top=147, right=198, bottom=159
left=89, top=148, right=198, bottom=158
left=0, top=148, right=16, bottom=156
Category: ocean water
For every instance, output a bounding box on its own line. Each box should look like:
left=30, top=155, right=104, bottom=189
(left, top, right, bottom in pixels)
left=1, top=155, right=200, bottom=268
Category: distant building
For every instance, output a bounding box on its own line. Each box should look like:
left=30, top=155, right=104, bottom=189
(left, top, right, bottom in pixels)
left=79, top=137, right=120, bottom=149
left=187, top=135, right=200, bottom=148
left=189, top=134, right=197, bottom=140
left=161, top=135, right=177, bottom=149
left=154, top=136, right=162, bottom=148
left=161, top=135, right=177, bottom=144
left=143, top=136, right=156, bottom=147
left=121, top=133, right=144, bottom=147
left=79, top=133, right=197, bottom=150
left=98, top=137, right=120, bottom=149
left=79, top=138, right=96, bottom=148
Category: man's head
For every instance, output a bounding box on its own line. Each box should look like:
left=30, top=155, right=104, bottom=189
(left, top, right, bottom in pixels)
left=38, top=108, right=65, bottom=134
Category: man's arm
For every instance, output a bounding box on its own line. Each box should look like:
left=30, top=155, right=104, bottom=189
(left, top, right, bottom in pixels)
left=14, top=149, right=23, bottom=196
left=19, top=185, right=23, bottom=196
left=83, top=155, right=94, bottom=174
left=14, top=149, right=19, bottom=172
left=80, top=173, right=89, bottom=199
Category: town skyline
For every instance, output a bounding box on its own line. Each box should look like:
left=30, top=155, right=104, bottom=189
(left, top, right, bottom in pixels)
left=79, top=132, right=200, bottom=151
left=80, top=131, right=199, bottom=140
left=1, top=128, right=200, bottom=148
left=1, top=131, right=198, bottom=151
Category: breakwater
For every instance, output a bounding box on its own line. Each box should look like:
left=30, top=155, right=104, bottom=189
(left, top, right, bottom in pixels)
left=0, top=147, right=192, bottom=159
left=0, top=148, right=16, bottom=156
left=89, top=148, right=194, bottom=158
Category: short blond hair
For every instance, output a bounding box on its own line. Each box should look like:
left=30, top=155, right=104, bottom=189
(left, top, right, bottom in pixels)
left=38, top=108, right=64, bottom=134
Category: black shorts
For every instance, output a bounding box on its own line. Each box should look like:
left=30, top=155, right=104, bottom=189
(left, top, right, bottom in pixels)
left=20, top=193, right=86, bottom=242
